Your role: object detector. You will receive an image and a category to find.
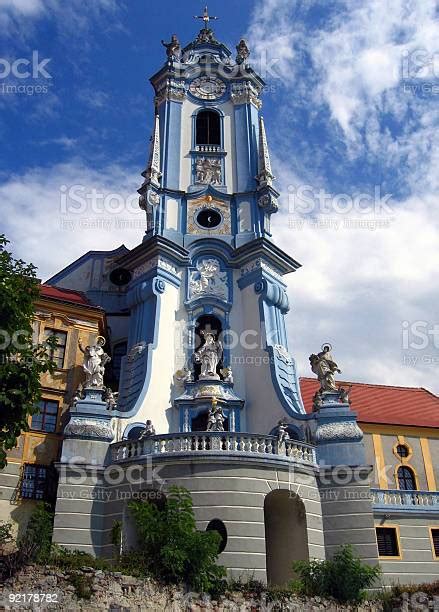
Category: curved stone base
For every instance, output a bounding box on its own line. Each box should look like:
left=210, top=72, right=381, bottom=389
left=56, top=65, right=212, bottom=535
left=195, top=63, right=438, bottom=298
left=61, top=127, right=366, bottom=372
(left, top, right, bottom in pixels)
left=52, top=456, right=325, bottom=583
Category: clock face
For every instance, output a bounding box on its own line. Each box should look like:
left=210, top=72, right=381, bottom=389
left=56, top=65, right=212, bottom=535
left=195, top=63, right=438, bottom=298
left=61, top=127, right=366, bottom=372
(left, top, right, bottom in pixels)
left=189, top=76, right=226, bottom=100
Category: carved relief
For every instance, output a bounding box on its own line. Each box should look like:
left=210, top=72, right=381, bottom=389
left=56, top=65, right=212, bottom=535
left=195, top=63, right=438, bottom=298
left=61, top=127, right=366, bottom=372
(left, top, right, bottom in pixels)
left=195, top=157, right=222, bottom=185
left=189, top=258, right=227, bottom=300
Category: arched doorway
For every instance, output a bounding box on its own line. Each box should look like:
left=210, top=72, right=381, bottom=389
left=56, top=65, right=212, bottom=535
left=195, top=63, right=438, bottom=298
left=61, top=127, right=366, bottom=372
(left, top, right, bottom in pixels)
left=264, top=489, right=309, bottom=586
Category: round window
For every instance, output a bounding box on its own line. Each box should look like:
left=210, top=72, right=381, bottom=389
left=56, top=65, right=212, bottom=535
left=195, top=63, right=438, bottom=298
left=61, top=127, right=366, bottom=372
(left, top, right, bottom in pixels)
left=196, top=208, right=222, bottom=229
left=206, top=518, right=227, bottom=553
left=396, top=444, right=409, bottom=458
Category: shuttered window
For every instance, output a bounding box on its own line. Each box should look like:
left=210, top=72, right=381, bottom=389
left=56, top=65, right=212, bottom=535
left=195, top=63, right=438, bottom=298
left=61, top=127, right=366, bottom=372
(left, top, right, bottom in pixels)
left=376, top=527, right=399, bottom=557
left=431, top=529, right=439, bottom=558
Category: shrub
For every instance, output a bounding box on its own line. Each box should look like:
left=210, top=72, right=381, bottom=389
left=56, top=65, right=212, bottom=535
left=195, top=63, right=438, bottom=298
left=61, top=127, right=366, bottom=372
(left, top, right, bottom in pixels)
left=129, top=486, right=226, bottom=592
left=292, top=545, right=381, bottom=603
left=0, top=521, right=13, bottom=551
left=49, top=546, right=111, bottom=571
left=68, top=573, right=93, bottom=599
left=22, top=502, right=54, bottom=563
left=0, top=503, right=54, bottom=579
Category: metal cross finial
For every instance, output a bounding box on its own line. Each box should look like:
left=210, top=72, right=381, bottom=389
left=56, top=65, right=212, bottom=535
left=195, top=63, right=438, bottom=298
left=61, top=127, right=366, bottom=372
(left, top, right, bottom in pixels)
left=194, top=5, right=218, bottom=29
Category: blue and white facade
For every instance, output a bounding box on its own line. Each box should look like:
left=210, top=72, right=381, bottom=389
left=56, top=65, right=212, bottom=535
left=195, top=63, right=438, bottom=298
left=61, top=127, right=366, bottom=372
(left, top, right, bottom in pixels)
left=50, top=23, right=385, bottom=586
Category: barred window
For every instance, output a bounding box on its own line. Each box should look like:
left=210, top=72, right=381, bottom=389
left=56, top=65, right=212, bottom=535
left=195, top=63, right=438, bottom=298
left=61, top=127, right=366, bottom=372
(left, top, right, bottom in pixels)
left=376, top=527, right=400, bottom=557
left=44, top=328, right=67, bottom=368
left=21, top=464, right=49, bottom=500
left=397, top=466, right=417, bottom=491
left=431, top=529, right=439, bottom=558
left=31, top=399, right=58, bottom=433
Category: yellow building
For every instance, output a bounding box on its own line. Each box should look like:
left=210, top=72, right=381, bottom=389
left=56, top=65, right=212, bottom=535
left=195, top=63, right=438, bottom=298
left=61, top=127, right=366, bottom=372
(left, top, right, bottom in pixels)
left=301, top=377, right=439, bottom=585
left=0, top=284, right=105, bottom=535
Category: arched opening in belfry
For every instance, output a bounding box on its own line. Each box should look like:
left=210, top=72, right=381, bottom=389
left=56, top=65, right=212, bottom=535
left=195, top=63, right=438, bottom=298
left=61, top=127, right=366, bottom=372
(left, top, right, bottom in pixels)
left=193, top=314, right=223, bottom=381
left=196, top=109, right=221, bottom=145
left=264, top=489, right=309, bottom=586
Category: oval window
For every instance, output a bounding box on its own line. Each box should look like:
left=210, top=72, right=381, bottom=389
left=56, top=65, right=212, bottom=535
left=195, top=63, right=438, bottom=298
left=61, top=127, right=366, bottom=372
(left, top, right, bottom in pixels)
left=196, top=208, right=222, bottom=229
left=206, top=518, right=227, bottom=553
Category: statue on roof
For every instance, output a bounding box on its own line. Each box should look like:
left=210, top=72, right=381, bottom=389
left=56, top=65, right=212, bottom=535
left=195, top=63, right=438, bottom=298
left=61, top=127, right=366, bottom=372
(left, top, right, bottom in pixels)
left=236, top=39, right=250, bottom=65
left=161, top=34, right=181, bottom=61
left=309, top=343, right=341, bottom=392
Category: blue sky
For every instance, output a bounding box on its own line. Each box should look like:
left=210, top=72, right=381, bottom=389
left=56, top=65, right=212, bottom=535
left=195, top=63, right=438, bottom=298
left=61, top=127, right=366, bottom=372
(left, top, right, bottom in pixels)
left=1, top=0, right=439, bottom=392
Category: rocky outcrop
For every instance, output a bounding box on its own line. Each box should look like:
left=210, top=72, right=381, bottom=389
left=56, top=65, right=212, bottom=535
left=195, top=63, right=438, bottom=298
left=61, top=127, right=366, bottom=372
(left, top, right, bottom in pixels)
left=1, top=565, right=384, bottom=611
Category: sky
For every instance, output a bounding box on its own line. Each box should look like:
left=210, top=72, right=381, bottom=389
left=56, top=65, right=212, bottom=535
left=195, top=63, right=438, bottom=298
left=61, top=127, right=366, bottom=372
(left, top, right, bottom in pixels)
left=1, top=0, right=439, bottom=393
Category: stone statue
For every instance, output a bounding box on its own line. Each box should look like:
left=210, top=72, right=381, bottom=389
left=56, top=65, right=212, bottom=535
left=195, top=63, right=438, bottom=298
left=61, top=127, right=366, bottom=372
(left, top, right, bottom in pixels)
left=309, top=344, right=341, bottom=392
left=103, top=387, right=117, bottom=410
left=139, top=419, right=156, bottom=439
left=220, top=366, right=234, bottom=383
left=339, top=386, right=351, bottom=404
left=207, top=397, right=225, bottom=432
left=78, top=336, right=111, bottom=389
left=161, top=34, right=180, bottom=60
left=175, top=366, right=193, bottom=383
left=193, top=331, right=223, bottom=379
left=277, top=420, right=290, bottom=445
left=236, top=39, right=250, bottom=65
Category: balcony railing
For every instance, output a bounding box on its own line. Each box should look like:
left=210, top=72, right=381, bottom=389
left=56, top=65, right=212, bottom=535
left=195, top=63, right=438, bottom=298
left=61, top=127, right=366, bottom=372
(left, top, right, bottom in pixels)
left=195, top=144, right=222, bottom=153
left=111, top=432, right=317, bottom=466
left=371, top=488, right=439, bottom=511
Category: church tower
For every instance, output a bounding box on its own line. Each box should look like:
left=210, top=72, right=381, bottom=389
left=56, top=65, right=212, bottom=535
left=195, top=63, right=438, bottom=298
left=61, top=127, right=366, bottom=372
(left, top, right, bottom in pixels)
left=53, top=11, right=378, bottom=584
left=113, top=10, right=305, bottom=439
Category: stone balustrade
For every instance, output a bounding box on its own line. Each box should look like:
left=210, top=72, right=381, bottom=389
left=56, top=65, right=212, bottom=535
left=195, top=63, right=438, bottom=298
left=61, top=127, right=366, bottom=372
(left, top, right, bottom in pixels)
left=111, top=431, right=317, bottom=466
left=195, top=144, right=222, bottom=153
left=371, top=488, right=439, bottom=510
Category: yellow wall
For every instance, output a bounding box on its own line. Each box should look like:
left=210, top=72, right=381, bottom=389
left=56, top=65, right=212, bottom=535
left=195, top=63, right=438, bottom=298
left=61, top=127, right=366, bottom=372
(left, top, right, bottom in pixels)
left=362, top=423, right=437, bottom=491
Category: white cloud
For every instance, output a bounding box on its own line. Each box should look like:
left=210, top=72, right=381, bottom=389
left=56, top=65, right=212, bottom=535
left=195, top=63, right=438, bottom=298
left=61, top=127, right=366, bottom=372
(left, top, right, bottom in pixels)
left=246, top=0, right=439, bottom=393
left=1, top=160, right=143, bottom=281
left=0, top=0, right=121, bottom=40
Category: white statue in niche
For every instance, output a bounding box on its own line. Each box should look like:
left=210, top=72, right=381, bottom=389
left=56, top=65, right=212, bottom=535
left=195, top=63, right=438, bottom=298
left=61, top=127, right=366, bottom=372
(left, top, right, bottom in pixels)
left=193, top=331, right=223, bottom=379
left=189, top=258, right=227, bottom=300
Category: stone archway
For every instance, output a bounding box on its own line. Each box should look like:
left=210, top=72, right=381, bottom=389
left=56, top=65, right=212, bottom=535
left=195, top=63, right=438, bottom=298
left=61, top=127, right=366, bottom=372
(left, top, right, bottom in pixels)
left=264, top=489, right=309, bottom=586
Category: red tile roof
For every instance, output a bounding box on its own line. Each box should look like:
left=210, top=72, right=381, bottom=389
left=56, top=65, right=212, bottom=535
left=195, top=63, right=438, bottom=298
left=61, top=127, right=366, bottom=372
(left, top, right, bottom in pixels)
left=300, top=377, right=439, bottom=428
left=39, top=284, right=94, bottom=307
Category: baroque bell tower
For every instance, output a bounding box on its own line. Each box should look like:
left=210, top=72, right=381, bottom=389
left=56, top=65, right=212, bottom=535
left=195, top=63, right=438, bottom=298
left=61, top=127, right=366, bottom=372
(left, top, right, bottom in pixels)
left=113, top=9, right=306, bottom=438
left=53, top=10, right=378, bottom=582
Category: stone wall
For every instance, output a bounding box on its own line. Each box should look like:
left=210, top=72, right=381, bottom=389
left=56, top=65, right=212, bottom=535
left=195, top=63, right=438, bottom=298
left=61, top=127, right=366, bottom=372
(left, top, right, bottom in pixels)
left=0, top=565, right=384, bottom=611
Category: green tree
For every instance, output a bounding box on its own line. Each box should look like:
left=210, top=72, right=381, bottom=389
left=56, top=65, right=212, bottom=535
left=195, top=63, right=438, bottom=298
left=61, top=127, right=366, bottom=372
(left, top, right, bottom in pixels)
left=0, top=235, right=56, bottom=468
left=129, top=486, right=226, bottom=592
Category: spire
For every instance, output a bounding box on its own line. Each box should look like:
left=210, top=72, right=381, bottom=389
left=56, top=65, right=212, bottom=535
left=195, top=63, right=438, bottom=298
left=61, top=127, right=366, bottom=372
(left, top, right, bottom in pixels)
left=141, top=113, right=161, bottom=188
left=256, top=116, right=275, bottom=188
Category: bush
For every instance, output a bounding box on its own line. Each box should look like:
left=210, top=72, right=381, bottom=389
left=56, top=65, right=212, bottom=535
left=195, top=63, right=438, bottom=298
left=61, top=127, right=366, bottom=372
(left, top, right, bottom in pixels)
left=49, top=547, right=111, bottom=571
left=0, top=503, right=54, bottom=579
left=22, top=502, right=54, bottom=563
left=67, top=573, right=93, bottom=599
left=292, top=545, right=381, bottom=603
left=0, top=521, right=13, bottom=551
left=129, top=486, right=226, bottom=592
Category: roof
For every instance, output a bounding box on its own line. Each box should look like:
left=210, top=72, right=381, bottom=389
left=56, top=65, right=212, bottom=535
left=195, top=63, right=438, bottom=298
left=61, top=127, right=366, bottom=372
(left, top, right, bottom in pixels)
left=299, top=377, right=439, bottom=428
left=39, top=284, right=96, bottom=307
